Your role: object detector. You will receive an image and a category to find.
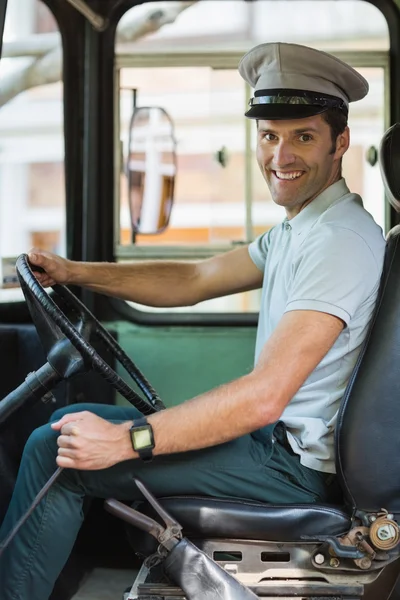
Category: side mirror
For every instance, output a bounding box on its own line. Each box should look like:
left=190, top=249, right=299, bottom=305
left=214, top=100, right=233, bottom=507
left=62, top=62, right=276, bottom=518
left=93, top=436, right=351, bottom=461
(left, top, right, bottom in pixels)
left=127, top=106, right=176, bottom=236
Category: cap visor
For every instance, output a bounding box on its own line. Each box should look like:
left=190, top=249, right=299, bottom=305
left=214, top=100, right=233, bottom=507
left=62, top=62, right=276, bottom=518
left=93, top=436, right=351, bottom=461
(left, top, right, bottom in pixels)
left=245, top=104, right=328, bottom=120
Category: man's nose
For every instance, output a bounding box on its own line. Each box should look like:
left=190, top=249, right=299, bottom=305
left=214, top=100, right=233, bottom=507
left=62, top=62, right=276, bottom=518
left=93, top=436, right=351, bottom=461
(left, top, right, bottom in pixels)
left=273, top=141, right=296, bottom=167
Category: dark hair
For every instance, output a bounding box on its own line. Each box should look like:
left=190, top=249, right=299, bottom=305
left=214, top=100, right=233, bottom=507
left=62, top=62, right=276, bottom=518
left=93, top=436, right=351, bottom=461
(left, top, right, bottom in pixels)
left=321, top=108, right=348, bottom=153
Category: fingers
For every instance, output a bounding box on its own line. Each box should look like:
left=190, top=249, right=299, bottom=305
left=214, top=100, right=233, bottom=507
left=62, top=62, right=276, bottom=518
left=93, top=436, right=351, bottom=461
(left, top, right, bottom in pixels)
left=28, top=249, right=56, bottom=287
left=57, top=433, right=79, bottom=448
left=56, top=425, right=82, bottom=469
left=61, top=422, right=80, bottom=436
left=51, top=411, right=111, bottom=471
left=56, top=443, right=88, bottom=469
left=57, top=446, right=80, bottom=460
left=28, top=248, right=50, bottom=269
left=28, top=248, right=42, bottom=264
left=33, top=274, right=56, bottom=287
left=51, top=411, right=87, bottom=431
left=27, top=247, right=71, bottom=287
left=56, top=455, right=76, bottom=469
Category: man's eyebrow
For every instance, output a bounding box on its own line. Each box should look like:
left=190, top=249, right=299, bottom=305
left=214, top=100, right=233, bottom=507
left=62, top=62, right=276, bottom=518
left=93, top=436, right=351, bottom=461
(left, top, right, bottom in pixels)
left=293, top=127, right=319, bottom=134
left=258, top=127, right=277, bottom=134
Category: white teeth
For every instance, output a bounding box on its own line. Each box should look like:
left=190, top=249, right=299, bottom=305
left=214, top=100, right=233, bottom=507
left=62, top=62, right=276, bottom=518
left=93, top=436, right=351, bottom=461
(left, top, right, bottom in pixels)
left=275, top=171, right=303, bottom=180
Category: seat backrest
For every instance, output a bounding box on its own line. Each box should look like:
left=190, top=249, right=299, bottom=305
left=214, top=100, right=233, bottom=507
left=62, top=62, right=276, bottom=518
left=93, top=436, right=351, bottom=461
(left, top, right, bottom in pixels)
left=336, top=123, right=400, bottom=516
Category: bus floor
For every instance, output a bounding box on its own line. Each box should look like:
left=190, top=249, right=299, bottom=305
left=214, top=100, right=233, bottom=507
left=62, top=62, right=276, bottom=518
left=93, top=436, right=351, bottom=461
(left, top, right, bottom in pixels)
left=71, top=567, right=138, bottom=600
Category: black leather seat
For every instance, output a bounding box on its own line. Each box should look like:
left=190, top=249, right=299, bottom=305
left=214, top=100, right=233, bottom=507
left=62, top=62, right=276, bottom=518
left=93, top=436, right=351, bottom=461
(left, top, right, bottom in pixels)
left=145, top=496, right=351, bottom=541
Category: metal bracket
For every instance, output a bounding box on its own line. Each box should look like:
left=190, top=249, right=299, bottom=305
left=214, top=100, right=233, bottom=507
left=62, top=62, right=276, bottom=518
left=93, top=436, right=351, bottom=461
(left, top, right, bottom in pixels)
left=65, top=0, right=109, bottom=31
left=302, top=534, right=366, bottom=559
left=104, top=479, right=182, bottom=554
left=126, top=562, right=150, bottom=600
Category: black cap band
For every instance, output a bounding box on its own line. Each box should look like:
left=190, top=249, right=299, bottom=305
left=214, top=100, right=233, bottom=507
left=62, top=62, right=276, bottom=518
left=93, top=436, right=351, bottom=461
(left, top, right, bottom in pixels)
left=245, top=88, right=348, bottom=120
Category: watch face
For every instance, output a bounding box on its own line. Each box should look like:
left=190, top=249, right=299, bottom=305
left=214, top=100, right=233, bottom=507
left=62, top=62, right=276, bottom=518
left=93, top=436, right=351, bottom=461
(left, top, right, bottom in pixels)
left=132, top=426, right=154, bottom=450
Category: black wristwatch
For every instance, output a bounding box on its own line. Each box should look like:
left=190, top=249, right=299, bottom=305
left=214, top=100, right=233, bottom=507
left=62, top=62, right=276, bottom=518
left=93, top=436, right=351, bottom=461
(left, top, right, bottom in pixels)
left=129, top=417, right=155, bottom=462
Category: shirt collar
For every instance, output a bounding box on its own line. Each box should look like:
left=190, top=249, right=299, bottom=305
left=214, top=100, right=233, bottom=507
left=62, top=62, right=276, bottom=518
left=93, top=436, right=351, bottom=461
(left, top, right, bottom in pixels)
left=283, top=178, right=350, bottom=236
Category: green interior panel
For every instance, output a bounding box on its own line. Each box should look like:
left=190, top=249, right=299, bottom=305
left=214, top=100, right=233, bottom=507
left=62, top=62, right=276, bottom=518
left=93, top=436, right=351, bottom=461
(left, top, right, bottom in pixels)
left=112, top=321, right=257, bottom=408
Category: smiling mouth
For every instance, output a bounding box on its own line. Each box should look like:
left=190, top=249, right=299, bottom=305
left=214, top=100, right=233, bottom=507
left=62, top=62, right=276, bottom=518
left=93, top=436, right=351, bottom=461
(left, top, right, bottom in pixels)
left=273, top=170, right=304, bottom=181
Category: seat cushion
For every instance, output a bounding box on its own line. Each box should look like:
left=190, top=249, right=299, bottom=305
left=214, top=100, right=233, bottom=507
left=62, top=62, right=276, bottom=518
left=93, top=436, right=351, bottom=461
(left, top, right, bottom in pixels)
left=127, top=496, right=352, bottom=557
left=155, top=497, right=352, bottom=541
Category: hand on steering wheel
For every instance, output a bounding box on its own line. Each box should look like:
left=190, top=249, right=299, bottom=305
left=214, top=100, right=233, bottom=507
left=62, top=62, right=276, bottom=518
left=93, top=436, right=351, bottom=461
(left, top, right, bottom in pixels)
left=0, top=254, right=166, bottom=559
left=16, top=253, right=165, bottom=415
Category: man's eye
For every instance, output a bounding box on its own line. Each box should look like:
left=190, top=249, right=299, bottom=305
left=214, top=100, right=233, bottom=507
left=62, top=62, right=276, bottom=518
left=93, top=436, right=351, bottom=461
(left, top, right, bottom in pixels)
left=299, top=134, right=312, bottom=142
left=264, top=133, right=276, bottom=141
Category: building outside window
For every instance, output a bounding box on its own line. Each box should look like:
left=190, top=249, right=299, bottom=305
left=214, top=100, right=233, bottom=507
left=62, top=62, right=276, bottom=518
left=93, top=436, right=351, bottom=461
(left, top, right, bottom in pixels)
left=0, top=0, right=65, bottom=301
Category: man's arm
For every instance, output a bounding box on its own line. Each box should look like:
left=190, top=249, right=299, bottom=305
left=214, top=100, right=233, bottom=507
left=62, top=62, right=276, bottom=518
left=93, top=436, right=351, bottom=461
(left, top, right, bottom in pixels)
left=28, top=246, right=263, bottom=307
left=52, top=309, right=344, bottom=470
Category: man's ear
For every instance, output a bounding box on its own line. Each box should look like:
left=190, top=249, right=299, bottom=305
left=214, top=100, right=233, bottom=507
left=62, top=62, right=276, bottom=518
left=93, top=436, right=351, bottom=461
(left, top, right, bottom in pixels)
left=334, top=126, right=350, bottom=160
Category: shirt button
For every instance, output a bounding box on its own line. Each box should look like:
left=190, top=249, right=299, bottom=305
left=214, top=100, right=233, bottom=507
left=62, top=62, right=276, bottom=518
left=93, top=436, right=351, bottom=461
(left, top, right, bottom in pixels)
left=285, top=223, right=291, bottom=231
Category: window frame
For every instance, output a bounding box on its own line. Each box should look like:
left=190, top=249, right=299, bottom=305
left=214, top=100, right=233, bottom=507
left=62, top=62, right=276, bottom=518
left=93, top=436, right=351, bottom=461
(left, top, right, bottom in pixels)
left=0, top=0, right=68, bottom=309
left=114, top=50, right=390, bottom=261
left=0, top=0, right=7, bottom=59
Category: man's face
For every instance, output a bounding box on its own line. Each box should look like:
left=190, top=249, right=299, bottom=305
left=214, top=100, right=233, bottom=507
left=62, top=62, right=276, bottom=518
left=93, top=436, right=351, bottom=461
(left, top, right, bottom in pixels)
left=256, top=114, right=349, bottom=218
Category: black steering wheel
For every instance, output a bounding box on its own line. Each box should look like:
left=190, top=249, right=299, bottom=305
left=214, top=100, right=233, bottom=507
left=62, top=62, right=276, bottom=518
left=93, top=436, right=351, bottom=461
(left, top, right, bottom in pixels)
left=0, top=254, right=166, bottom=557
left=11, top=253, right=165, bottom=417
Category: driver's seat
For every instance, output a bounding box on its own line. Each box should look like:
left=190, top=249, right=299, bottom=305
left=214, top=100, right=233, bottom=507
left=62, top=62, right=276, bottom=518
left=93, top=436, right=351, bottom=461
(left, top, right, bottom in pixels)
left=125, top=124, right=400, bottom=600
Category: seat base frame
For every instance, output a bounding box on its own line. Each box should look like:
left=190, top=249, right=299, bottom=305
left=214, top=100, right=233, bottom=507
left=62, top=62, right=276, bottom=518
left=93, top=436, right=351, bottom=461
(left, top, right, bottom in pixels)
left=123, top=538, right=394, bottom=600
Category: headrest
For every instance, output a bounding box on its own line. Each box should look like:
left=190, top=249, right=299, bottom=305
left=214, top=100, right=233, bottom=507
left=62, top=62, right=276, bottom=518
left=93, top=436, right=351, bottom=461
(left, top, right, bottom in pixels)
left=379, top=123, right=400, bottom=212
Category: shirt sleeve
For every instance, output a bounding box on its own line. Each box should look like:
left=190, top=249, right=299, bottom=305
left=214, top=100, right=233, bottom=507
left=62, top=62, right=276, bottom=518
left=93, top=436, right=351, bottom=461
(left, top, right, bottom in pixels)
left=248, top=227, right=276, bottom=271
left=285, top=225, right=381, bottom=325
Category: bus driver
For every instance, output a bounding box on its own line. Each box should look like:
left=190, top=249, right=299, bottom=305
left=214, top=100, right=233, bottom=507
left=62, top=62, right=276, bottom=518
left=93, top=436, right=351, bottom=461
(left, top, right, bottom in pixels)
left=0, top=43, right=386, bottom=600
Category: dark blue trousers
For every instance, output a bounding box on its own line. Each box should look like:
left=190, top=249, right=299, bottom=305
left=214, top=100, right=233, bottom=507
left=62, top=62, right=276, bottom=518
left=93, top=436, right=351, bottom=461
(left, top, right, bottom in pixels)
left=0, top=403, right=336, bottom=600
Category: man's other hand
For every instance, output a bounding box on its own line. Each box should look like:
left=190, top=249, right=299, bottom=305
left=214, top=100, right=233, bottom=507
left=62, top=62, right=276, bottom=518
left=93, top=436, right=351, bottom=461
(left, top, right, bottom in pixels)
left=28, top=248, right=72, bottom=287
left=51, top=411, right=134, bottom=470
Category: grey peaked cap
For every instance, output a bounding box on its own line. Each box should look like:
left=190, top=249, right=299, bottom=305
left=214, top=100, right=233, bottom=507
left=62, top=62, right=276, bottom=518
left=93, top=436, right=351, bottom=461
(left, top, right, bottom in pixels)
left=238, top=42, right=369, bottom=119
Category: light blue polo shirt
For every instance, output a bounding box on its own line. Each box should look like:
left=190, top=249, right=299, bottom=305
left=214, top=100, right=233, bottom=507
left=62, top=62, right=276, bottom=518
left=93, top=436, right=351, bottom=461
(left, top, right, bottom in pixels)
left=249, top=178, right=385, bottom=474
